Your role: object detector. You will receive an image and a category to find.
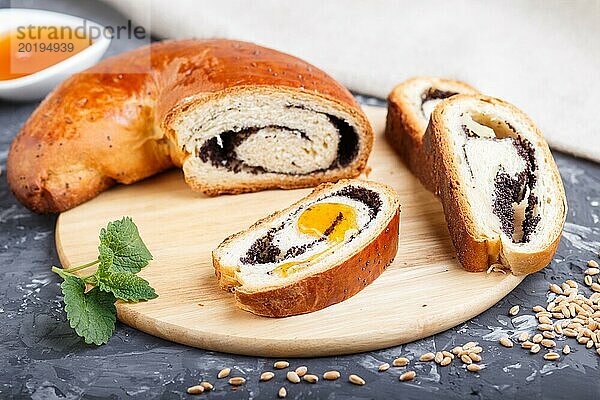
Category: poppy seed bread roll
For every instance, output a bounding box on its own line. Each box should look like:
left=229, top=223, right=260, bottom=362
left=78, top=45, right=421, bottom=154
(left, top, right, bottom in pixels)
left=386, top=77, right=479, bottom=191
left=7, top=39, right=373, bottom=213
left=213, top=180, right=400, bottom=317
left=427, top=95, right=566, bottom=275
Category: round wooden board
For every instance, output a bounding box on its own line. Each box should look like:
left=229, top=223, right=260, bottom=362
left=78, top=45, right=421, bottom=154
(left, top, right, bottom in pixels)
left=56, top=106, right=524, bottom=357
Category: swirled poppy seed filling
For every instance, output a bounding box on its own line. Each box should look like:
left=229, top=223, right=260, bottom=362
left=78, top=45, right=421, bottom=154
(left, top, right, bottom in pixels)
left=460, top=114, right=539, bottom=244
left=197, top=113, right=359, bottom=175
left=240, top=186, right=382, bottom=267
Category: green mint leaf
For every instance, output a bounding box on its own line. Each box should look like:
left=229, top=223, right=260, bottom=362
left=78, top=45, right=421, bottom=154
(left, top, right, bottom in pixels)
left=97, top=271, right=158, bottom=302
left=60, top=275, right=116, bottom=345
left=99, top=217, right=152, bottom=273
left=96, top=243, right=114, bottom=275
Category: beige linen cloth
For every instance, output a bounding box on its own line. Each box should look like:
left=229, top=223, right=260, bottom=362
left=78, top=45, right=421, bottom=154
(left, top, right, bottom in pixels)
left=105, top=0, right=600, bottom=162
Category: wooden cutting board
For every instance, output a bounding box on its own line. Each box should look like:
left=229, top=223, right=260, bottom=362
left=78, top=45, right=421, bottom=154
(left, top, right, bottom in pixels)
left=56, top=106, right=524, bottom=357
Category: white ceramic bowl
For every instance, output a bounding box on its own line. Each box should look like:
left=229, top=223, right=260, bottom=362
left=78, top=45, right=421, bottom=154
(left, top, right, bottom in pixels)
left=0, top=8, right=111, bottom=102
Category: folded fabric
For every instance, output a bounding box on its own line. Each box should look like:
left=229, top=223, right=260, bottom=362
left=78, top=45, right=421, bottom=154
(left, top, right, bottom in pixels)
left=104, top=0, right=600, bottom=163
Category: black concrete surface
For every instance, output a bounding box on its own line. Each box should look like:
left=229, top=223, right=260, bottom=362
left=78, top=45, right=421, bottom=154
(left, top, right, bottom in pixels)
left=1, top=1, right=599, bottom=399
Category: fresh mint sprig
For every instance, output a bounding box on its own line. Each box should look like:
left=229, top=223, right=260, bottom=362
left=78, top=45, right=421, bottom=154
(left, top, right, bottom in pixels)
left=52, top=217, right=157, bottom=345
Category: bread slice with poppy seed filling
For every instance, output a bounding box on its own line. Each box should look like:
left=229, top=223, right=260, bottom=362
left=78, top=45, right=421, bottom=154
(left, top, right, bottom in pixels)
left=426, top=94, right=566, bottom=275
left=213, top=179, right=401, bottom=317
left=385, top=77, right=479, bottom=191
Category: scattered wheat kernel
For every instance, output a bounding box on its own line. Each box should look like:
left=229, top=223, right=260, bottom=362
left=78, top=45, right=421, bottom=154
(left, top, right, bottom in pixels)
left=323, top=371, right=340, bottom=380
left=509, top=305, right=520, bottom=316
left=218, top=368, right=231, bottom=379
left=538, top=324, right=553, bottom=331
left=187, top=385, right=204, bottom=395
left=286, top=371, right=300, bottom=384
left=392, top=357, right=409, bottom=367
left=440, top=356, right=452, bottom=366
left=499, top=337, right=513, bottom=348
left=592, top=283, right=600, bottom=293
left=461, top=354, right=473, bottom=364
left=278, top=387, right=287, bottom=398
left=200, top=382, right=213, bottom=391
left=538, top=316, right=552, bottom=325
left=566, top=279, right=578, bottom=288
left=260, top=372, right=275, bottom=382
left=533, top=305, right=546, bottom=313
left=521, top=341, right=534, bottom=349
left=451, top=346, right=463, bottom=355
left=442, top=351, right=454, bottom=359
left=463, top=342, right=477, bottom=350
left=585, top=275, right=593, bottom=286
left=586, top=267, right=600, bottom=276
left=303, top=374, right=319, bottom=383
left=564, top=328, right=578, bottom=337
left=518, top=332, right=530, bottom=342
left=399, top=371, right=416, bottom=382
left=470, top=346, right=483, bottom=354
left=587, top=340, right=595, bottom=349
left=530, top=344, right=541, bottom=354
left=541, top=339, right=556, bottom=348
left=349, top=374, right=365, bottom=385
left=378, top=363, right=390, bottom=372
left=596, top=348, right=600, bottom=357
left=467, top=364, right=482, bottom=372
left=295, top=366, right=307, bottom=377
left=469, top=352, right=482, bottom=362
left=555, top=324, right=564, bottom=334
left=274, top=361, right=290, bottom=369
left=549, top=284, right=563, bottom=294
left=419, top=352, right=435, bottom=362
left=544, top=352, right=560, bottom=361
left=434, top=352, right=444, bottom=364
left=562, top=345, right=571, bottom=354
left=588, top=260, right=600, bottom=268
left=229, top=377, right=246, bottom=386
left=543, top=331, right=556, bottom=339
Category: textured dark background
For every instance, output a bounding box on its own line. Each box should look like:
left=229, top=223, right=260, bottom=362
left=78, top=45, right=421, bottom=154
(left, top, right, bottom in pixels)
left=1, top=0, right=600, bottom=399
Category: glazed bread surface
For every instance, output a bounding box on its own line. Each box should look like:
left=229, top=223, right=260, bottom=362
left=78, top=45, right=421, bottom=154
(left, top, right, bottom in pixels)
left=7, top=39, right=373, bottom=213
left=213, top=179, right=401, bottom=317
left=427, top=95, right=566, bottom=275
left=385, top=77, right=478, bottom=191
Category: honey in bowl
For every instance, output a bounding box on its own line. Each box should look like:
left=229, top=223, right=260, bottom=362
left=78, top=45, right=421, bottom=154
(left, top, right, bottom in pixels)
left=0, top=26, right=92, bottom=81
left=272, top=203, right=358, bottom=277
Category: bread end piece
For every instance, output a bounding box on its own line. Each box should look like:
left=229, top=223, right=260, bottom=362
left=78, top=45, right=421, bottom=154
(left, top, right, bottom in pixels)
left=385, top=77, right=479, bottom=192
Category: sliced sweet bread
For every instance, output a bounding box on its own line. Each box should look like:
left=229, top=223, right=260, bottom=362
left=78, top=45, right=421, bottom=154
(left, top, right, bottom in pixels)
left=213, top=179, right=401, bottom=317
left=386, top=77, right=479, bottom=191
left=426, top=94, right=566, bottom=275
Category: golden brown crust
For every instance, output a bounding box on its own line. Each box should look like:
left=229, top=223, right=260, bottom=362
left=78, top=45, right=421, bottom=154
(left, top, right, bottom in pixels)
left=428, top=94, right=567, bottom=275
left=7, top=39, right=372, bottom=213
left=385, top=77, right=478, bottom=193
left=228, top=210, right=399, bottom=317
